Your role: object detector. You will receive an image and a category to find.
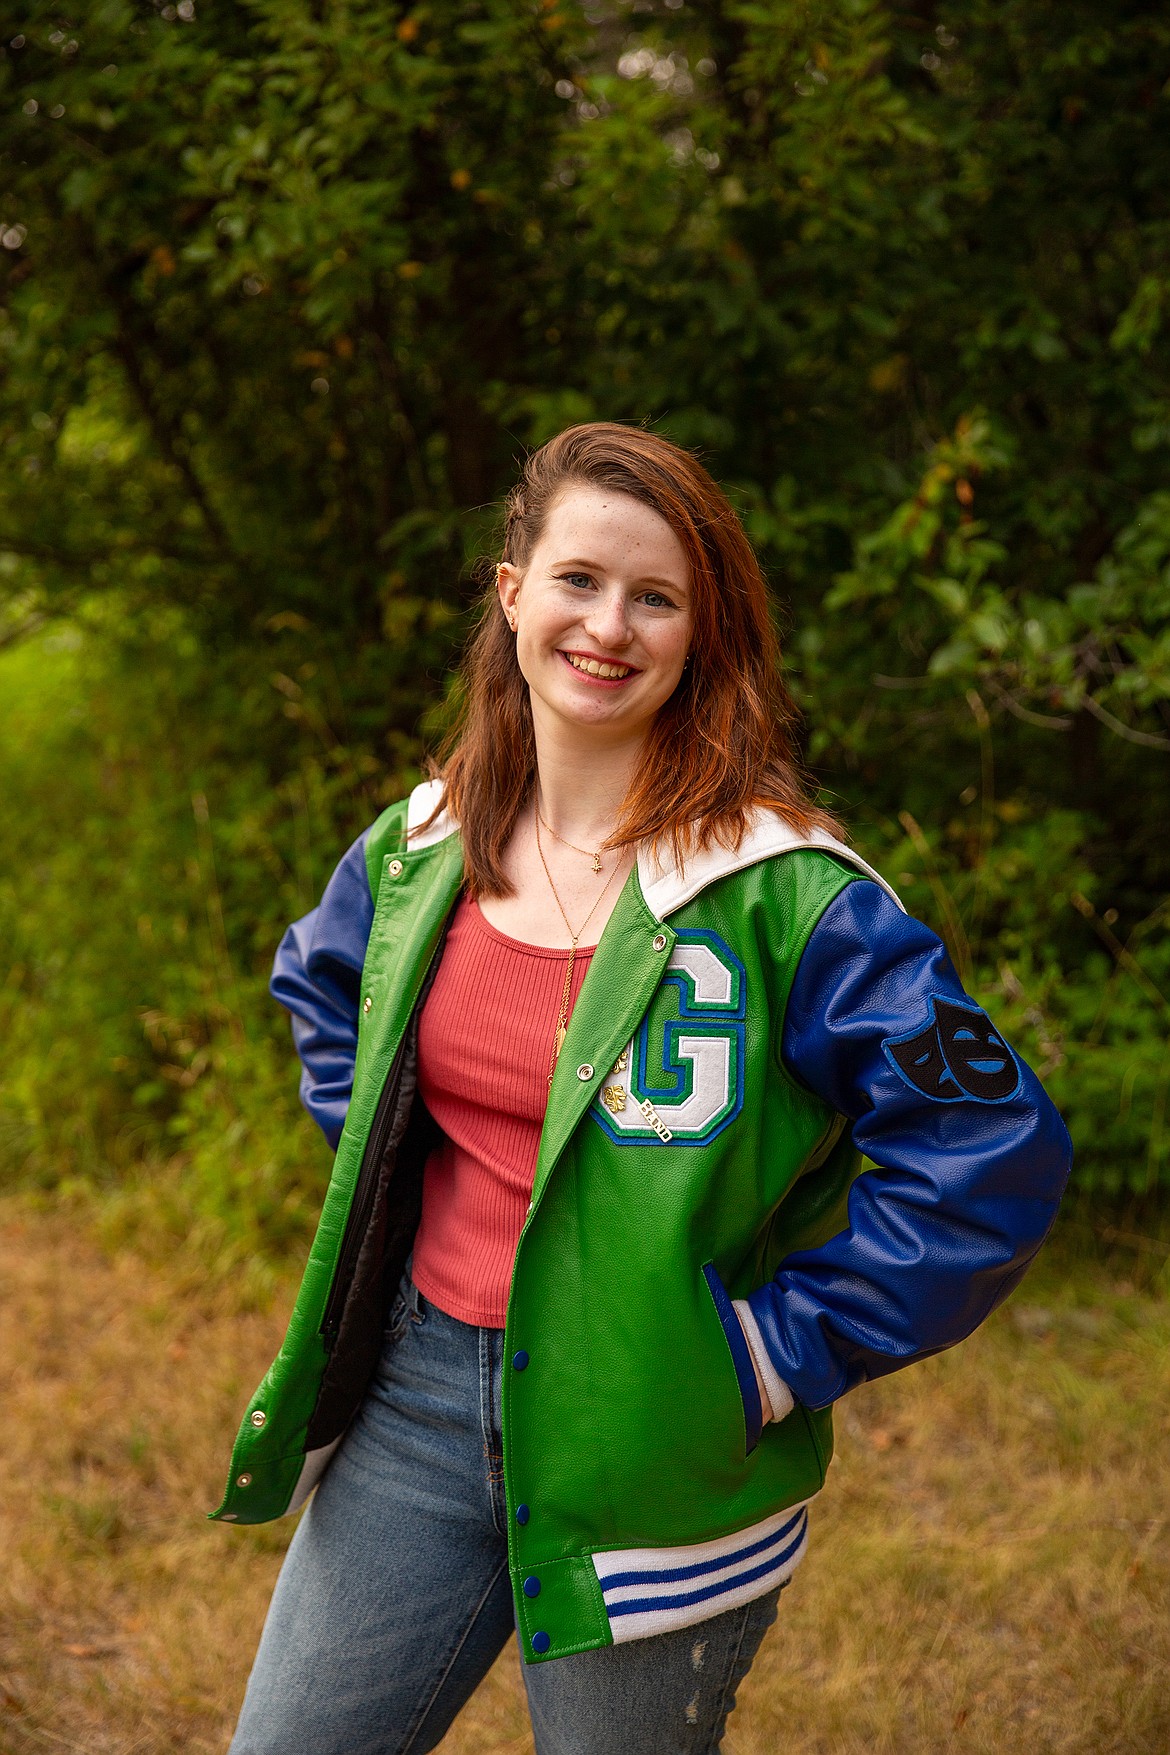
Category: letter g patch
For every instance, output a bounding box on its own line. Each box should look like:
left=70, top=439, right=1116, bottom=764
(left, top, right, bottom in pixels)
left=883, top=996, right=1021, bottom=1104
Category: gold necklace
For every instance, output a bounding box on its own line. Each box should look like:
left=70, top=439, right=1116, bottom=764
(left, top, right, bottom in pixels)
left=534, top=805, right=624, bottom=1085
left=536, top=803, right=605, bottom=873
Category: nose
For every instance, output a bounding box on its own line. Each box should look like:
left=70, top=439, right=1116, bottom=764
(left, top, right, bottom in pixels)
left=583, top=586, right=633, bottom=651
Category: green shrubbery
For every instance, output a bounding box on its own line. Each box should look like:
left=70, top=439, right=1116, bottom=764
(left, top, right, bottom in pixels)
left=0, top=626, right=363, bottom=1261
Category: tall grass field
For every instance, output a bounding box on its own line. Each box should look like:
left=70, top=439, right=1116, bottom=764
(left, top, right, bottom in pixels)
left=0, top=1194, right=1166, bottom=1752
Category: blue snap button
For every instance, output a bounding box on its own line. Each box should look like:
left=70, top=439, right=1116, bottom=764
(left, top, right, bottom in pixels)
left=512, top=1350, right=529, bottom=1371
left=531, top=1630, right=550, bottom=1655
left=523, top=1576, right=541, bottom=1598
left=515, top=1503, right=530, bottom=1525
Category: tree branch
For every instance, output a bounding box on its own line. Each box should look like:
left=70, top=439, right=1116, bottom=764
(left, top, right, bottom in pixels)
left=0, top=533, right=210, bottom=569
left=1081, top=694, right=1170, bottom=751
left=987, top=680, right=1073, bottom=730
left=367, top=322, right=431, bottom=512
left=64, top=215, right=238, bottom=563
left=0, top=611, right=48, bottom=652
left=107, top=316, right=235, bottom=559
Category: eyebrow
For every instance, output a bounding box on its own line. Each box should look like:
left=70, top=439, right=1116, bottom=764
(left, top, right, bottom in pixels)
left=550, top=557, right=690, bottom=594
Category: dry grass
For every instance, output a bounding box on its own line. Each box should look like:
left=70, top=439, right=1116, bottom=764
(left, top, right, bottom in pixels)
left=0, top=1196, right=1167, bottom=1755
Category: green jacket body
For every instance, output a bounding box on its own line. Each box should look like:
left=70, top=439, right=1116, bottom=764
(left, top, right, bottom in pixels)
left=213, top=781, right=1071, bottom=1660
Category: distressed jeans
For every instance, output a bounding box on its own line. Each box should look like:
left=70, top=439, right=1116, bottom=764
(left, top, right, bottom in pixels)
left=229, top=1279, right=782, bottom=1755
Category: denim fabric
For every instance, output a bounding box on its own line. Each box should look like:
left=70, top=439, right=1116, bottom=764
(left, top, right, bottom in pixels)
left=229, top=1280, right=782, bottom=1755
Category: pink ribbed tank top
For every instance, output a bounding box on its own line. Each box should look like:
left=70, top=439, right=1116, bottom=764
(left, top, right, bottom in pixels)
left=411, top=894, right=596, bottom=1327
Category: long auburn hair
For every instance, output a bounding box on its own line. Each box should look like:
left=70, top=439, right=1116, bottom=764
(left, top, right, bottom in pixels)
left=425, top=422, right=843, bottom=896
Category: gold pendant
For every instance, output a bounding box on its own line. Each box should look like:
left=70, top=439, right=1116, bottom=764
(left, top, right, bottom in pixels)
left=555, top=1020, right=567, bottom=1059
left=592, top=852, right=601, bottom=873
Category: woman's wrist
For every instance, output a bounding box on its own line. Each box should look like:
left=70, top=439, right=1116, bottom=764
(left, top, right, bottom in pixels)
left=732, top=1298, right=795, bottom=1424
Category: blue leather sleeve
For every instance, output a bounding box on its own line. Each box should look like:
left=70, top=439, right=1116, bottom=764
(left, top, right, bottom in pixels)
left=269, top=830, right=374, bottom=1150
left=747, top=881, right=1073, bottom=1411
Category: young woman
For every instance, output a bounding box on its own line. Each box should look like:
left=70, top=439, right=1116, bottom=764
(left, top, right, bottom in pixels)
left=218, top=424, right=1071, bottom=1754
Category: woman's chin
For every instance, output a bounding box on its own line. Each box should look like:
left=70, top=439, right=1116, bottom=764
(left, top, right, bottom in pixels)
left=537, top=688, right=653, bottom=744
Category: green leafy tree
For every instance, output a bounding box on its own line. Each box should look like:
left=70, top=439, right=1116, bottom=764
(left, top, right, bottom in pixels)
left=2, top=0, right=1169, bottom=1199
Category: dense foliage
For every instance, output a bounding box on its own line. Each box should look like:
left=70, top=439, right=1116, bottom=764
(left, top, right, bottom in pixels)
left=1, top=0, right=1168, bottom=1225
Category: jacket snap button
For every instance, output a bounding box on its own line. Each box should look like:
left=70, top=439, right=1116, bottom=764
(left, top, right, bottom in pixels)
left=576, top=1063, right=593, bottom=1081
left=236, top=1472, right=253, bottom=1488
left=250, top=1410, right=266, bottom=1428
left=523, top=1576, right=541, bottom=1598
left=531, top=1631, right=550, bottom=1654
left=512, top=1350, right=529, bottom=1371
left=363, top=996, right=372, bottom=1015
left=653, top=933, right=667, bottom=952
left=516, top=1503, right=530, bottom=1525
left=388, top=858, right=404, bottom=877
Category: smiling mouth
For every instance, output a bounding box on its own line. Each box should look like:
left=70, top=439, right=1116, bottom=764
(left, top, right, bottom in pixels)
left=561, top=651, right=639, bottom=681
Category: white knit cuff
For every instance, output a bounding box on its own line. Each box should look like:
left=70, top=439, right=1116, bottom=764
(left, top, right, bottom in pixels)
left=732, top=1299, right=795, bottom=1424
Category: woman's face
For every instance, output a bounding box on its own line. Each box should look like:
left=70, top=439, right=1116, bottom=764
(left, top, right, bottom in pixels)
left=497, top=484, right=693, bottom=749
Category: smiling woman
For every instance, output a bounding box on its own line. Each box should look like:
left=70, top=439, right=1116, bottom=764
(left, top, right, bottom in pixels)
left=500, top=481, right=693, bottom=719
left=220, top=423, right=1071, bottom=1755
left=435, top=422, right=840, bottom=915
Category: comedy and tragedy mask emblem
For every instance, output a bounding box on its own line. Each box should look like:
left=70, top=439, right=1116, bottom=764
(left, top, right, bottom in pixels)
left=883, top=996, right=1020, bottom=1104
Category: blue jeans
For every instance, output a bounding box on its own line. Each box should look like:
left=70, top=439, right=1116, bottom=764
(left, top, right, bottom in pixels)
left=229, top=1279, right=782, bottom=1755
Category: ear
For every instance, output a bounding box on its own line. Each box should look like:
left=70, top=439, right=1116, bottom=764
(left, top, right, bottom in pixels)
left=496, top=562, right=523, bottom=630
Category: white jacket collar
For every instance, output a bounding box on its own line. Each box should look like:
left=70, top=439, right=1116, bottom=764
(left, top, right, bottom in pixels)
left=636, top=814, right=903, bottom=918
left=404, top=780, right=902, bottom=917
left=406, top=778, right=456, bottom=849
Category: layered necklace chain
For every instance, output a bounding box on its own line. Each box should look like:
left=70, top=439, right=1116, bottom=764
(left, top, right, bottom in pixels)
left=534, top=800, right=624, bottom=1087
left=536, top=805, right=604, bottom=873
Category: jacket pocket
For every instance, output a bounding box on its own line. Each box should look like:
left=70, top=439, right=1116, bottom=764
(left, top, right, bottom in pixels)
left=701, top=1262, right=763, bottom=1456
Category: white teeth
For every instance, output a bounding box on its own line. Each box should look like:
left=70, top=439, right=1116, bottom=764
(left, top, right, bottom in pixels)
left=566, top=653, right=633, bottom=679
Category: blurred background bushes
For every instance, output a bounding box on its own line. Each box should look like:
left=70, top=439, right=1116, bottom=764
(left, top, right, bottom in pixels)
left=1, top=0, right=1168, bottom=1251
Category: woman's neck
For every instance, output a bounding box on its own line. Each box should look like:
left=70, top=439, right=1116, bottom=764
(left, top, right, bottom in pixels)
left=531, top=718, right=644, bottom=847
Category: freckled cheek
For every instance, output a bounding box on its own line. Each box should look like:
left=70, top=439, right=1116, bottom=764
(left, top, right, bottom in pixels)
left=520, top=617, right=569, bottom=664
left=646, top=635, right=689, bottom=680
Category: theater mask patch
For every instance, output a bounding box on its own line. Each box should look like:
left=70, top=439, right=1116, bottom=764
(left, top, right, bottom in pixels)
left=883, top=997, right=1021, bottom=1104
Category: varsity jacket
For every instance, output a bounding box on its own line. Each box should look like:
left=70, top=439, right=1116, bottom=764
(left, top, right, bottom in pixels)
left=212, top=780, right=1071, bottom=1662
